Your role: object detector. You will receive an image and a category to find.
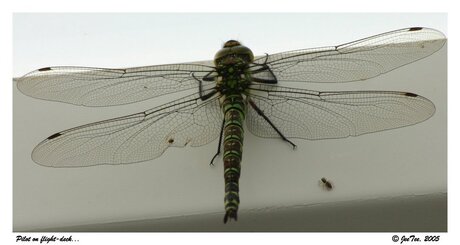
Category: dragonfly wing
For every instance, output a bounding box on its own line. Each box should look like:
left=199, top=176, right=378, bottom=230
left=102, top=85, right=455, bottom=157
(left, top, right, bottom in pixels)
left=246, top=84, right=434, bottom=140
left=252, top=27, right=446, bottom=83
left=31, top=91, right=222, bottom=167
left=16, top=61, right=215, bottom=106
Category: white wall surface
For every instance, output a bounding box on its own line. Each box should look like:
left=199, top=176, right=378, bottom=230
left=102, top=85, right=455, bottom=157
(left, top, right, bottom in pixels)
left=13, top=13, right=447, bottom=231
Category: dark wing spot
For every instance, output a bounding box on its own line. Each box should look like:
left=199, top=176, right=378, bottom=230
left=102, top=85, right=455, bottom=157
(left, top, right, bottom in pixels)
left=47, top=132, right=62, bottom=140
left=168, top=138, right=174, bottom=144
left=409, top=27, right=423, bottom=31
left=404, top=92, right=418, bottom=97
left=38, top=67, right=52, bottom=72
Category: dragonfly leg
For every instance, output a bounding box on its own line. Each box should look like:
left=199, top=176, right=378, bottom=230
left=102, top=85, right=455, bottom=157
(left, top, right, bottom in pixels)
left=202, top=70, right=216, bottom=82
left=248, top=98, right=297, bottom=149
left=192, top=72, right=218, bottom=101
left=250, top=55, right=278, bottom=84
left=210, top=118, right=225, bottom=166
left=263, top=53, right=269, bottom=63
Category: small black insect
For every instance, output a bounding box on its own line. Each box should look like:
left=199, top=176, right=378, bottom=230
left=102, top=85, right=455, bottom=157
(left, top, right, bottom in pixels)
left=320, top=177, right=333, bottom=191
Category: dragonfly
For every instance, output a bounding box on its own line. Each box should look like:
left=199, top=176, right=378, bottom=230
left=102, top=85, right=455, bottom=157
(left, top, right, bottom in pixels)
left=15, top=27, right=446, bottom=223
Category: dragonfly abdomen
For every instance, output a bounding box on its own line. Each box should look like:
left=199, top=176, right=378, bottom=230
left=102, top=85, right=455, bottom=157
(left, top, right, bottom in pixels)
left=221, top=94, right=245, bottom=223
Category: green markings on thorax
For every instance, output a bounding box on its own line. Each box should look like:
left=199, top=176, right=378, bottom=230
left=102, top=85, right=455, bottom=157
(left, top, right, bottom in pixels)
left=216, top=61, right=251, bottom=94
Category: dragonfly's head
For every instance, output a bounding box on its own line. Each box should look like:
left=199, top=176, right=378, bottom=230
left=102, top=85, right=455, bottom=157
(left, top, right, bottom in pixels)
left=214, top=40, right=254, bottom=66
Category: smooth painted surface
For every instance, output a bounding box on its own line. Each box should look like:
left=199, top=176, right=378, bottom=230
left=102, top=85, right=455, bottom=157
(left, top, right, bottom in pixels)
left=26, top=193, right=447, bottom=232
left=13, top=13, right=447, bottom=231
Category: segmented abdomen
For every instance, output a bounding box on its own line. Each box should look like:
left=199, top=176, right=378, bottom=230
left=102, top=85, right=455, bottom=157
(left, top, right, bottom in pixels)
left=221, top=94, right=245, bottom=223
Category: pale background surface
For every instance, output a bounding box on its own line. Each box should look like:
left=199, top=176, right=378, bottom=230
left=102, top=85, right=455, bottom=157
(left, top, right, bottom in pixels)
left=13, top=13, right=447, bottom=231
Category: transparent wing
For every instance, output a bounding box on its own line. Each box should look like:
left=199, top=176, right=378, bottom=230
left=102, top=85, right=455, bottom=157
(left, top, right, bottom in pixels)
left=31, top=91, right=222, bottom=167
left=16, top=61, right=215, bottom=107
left=246, top=84, right=435, bottom=140
left=252, top=27, right=446, bottom=83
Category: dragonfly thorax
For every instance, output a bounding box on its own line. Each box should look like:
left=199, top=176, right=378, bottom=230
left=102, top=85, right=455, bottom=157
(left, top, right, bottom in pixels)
left=214, top=40, right=254, bottom=95
left=215, top=63, right=251, bottom=94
